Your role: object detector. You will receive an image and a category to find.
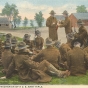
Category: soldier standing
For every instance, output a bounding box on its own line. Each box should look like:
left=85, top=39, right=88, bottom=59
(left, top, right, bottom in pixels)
left=46, top=10, right=58, bottom=41
left=58, top=10, right=72, bottom=42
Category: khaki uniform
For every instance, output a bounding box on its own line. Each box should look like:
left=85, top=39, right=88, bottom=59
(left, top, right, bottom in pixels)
left=59, top=43, right=71, bottom=62
left=67, top=47, right=86, bottom=76
left=6, top=54, right=52, bottom=82
left=46, top=16, right=58, bottom=41
left=33, top=46, right=61, bottom=69
left=2, top=50, right=14, bottom=72
left=60, top=17, right=72, bottom=34
left=84, top=47, right=88, bottom=53
left=23, top=40, right=35, bottom=50
left=74, top=26, right=87, bottom=47
left=35, top=37, right=44, bottom=50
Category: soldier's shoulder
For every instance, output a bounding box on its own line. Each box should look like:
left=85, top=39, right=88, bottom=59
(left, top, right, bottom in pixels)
left=67, top=49, right=73, bottom=54
left=83, top=26, right=87, bottom=31
left=46, top=16, right=51, bottom=20
left=83, top=47, right=88, bottom=51
left=40, top=37, right=44, bottom=40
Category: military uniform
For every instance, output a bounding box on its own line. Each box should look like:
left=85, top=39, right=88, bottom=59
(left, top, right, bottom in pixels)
left=84, top=47, right=88, bottom=53
left=35, top=37, right=44, bottom=50
left=59, top=17, right=72, bottom=34
left=6, top=54, right=52, bottom=82
left=33, top=38, right=61, bottom=69
left=33, top=46, right=61, bottom=69
left=46, top=10, right=58, bottom=41
left=1, top=42, right=14, bottom=74
left=59, top=43, right=71, bottom=62
left=74, top=26, right=87, bottom=47
left=67, top=39, right=87, bottom=76
left=6, top=42, right=68, bottom=82
left=23, top=34, right=35, bottom=51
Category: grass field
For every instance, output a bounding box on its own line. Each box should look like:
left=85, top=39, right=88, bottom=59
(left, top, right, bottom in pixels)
left=0, top=66, right=88, bottom=85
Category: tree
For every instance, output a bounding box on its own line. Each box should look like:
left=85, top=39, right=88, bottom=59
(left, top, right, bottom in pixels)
left=76, top=5, right=87, bottom=13
left=1, top=2, right=19, bottom=28
left=30, top=20, right=34, bottom=27
left=16, top=16, right=21, bottom=27
left=34, top=11, right=44, bottom=27
left=23, top=17, right=28, bottom=27
left=12, top=9, right=19, bottom=28
left=1, top=2, right=12, bottom=20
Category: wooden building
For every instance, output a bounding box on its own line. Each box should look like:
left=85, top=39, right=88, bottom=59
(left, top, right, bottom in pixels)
left=0, top=17, right=12, bottom=29
left=69, top=13, right=88, bottom=27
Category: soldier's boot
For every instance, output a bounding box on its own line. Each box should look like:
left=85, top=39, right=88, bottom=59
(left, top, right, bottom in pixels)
left=48, top=64, right=69, bottom=78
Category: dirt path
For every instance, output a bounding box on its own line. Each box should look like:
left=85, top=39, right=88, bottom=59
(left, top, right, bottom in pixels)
left=0, top=27, right=68, bottom=43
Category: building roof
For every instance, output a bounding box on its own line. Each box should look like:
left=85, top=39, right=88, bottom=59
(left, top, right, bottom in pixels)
left=0, top=17, right=9, bottom=24
left=55, top=15, right=65, bottom=21
left=72, top=13, right=88, bottom=20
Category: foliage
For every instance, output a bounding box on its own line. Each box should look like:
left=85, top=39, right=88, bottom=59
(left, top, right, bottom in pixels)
left=30, top=20, right=34, bottom=27
left=76, top=5, right=88, bottom=13
left=16, top=16, right=21, bottom=27
left=23, top=17, right=28, bottom=27
left=34, top=11, right=44, bottom=27
left=1, top=2, right=21, bottom=28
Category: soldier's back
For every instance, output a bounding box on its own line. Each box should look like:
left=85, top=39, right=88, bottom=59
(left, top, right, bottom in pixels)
left=67, top=47, right=86, bottom=76
left=2, top=50, right=13, bottom=70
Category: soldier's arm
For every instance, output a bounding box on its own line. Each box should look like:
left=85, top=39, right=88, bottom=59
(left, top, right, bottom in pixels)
left=59, top=19, right=69, bottom=27
left=46, top=18, right=51, bottom=27
left=79, top=28, right=87, bottom=40
left=24, top=57, right=39, bottom=69
left=32, top=51, right=44, bottom=62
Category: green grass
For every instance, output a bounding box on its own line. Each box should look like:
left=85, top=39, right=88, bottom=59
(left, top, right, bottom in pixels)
left=0, top=66, right=88, bottom=85
left=0, top=33, right=23, bottom=42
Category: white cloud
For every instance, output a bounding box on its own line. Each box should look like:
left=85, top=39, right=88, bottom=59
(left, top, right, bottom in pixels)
left=16, top=1, right=77, bottom=19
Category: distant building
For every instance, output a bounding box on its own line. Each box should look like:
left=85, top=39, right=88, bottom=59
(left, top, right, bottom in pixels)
left=0, top=17, right=12, bottom=29
left=69, top=13, right=88, bottom=27
left=55, top=15, right=65, bottom=21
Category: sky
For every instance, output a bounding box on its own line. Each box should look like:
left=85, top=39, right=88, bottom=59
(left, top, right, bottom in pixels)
left=0, top=0, right=88, bottom=20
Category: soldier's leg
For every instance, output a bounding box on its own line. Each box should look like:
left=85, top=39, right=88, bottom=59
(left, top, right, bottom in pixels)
left=38, top=60, right=69, bottom=78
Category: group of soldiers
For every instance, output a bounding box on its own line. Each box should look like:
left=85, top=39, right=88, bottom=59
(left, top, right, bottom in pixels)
left=0, top=10, right=88, bottom=83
